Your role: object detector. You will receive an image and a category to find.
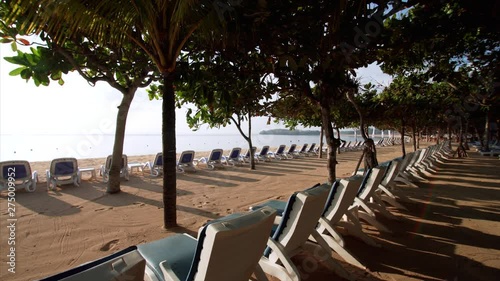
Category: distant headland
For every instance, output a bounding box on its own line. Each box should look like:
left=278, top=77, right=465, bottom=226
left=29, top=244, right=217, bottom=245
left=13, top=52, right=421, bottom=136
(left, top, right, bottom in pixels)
left=259, top=129, right=321, bottom=135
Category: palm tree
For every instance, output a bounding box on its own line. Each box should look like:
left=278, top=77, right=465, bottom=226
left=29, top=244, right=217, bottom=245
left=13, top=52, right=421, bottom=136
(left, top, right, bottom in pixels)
left=7, top=0, right=227, bottom=228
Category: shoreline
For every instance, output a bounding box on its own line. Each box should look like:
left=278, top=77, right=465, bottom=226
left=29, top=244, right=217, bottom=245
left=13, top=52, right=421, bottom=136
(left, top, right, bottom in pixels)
left=8, top=144, right=414, bottom=185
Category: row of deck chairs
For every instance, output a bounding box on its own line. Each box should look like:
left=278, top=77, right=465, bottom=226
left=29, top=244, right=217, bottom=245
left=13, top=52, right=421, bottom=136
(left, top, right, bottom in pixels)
left=143, top=143, right=319, bottom=175
left=36, top=142, right=452, bottom=281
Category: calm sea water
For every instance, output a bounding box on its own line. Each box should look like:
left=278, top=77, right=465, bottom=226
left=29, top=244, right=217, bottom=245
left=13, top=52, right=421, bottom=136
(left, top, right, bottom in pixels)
left=0, top=133, right=383, bottom=162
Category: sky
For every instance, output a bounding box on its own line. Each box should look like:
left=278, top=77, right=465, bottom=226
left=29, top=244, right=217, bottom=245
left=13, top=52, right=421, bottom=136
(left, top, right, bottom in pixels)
left=0, top=43, right=392, bottom=136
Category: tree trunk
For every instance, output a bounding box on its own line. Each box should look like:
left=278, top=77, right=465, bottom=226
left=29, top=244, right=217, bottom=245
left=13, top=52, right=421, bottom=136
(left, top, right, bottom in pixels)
left=336, top=127, right=342, bottom=155
left=321, top=104, right=337, bottom=184
left=162, top=74, right=177, bottom=228
left=107, top=89, right=137, bottom=194
left=447, top=123, right=452, bottom=149
left=412, top=123, right=417, bottom=152
left=248, top=112, right=256, bottom=170
left=401, top=119, right=406, bottom=157
left=346, top=90, right=377, bottom=170
left=319, top=127, right=324, bottom=158
left=483, top=112, right=491, bottom=151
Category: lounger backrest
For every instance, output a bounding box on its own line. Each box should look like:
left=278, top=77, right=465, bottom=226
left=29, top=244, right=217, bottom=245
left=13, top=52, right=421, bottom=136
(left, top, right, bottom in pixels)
left=322, top=178, right=363, bottom=225
left=1, top=161, right=30, bottom=180
left=276, top=145, right=286, bottom=154
left=381, top=159, right=401, bottom=186
left=259, top=146, right=270, bottom=155
left=229, top=148, right=241, bottom=159
left=308, top=143, right=316, bottom=152
left=154, top=153, right=163, bottom=166
left=180, top=151, right=195, bottom=164
left=51, top=158, right=78, bottom=176
left=105, top=155, right=127, bottom=170
left=267, top=184, right=330, bottom=262
left=188, top=206, right=277, bottom=281
left=287, top=144, right=296, bottom=153
left=357, top=167, right=384, bottom=200
left=209, top=149, right=223, bottom=161
left=299, top=144, right=308, bottom=152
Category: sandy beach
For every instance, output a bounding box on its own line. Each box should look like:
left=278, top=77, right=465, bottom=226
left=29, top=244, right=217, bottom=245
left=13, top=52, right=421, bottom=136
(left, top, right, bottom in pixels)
left=1, top=143, right=499, bottom=281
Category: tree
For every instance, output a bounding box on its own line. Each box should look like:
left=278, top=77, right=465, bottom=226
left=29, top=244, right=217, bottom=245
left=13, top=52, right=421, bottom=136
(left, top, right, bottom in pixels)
left=176, top=50, right=275, bottom=170
left=2, top=32, right=156, bottom=194
left=6, top=0, right=239, bottom=228
left=253, top=0, right=416, bottom=183
left=379, top=0, right=500, bottom=151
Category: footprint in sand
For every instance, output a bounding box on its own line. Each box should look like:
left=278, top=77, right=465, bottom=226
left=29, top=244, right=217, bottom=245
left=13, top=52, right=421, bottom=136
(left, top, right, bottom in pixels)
left=100, top=239, right=119, bottom=251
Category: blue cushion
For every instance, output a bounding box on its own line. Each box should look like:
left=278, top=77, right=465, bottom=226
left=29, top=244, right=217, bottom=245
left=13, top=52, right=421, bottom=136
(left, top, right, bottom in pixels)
left=357, top=168, right=373, bottom=197
left=181, top=153, right=193, bottom=163
left=264, top=193, right=298, bottom=257
left=54, top=161, right=75, bottom=176
left=2, top=164, right=27, bottom=179
left=211, top=151, right=222, bottom=161
left=155, top=155, right=163, bottom=166
left=138, top=235, right=197, bottom=281
left=322, top=180, right=340, bottom=217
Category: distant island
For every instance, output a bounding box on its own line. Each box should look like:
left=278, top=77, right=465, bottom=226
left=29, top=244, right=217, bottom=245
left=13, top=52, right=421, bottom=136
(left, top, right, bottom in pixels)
left=259, top=129, right=321, bottom=135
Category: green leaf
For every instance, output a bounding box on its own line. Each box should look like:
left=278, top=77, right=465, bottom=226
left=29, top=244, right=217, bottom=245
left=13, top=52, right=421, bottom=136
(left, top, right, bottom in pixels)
left=9, top=67, right=26, bottom=76
left=11, top=41, right=17, bottom=52
left=58, top=78, right=65, bottom=86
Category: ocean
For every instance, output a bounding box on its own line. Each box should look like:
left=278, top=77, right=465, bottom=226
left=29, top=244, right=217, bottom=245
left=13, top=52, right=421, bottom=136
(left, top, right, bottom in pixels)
left=0, top=133, right=383, bottom=162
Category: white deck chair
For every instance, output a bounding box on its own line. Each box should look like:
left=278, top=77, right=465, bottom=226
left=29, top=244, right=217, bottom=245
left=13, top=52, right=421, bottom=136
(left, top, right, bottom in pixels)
left=268, top=145, right=287, bottom=160
left=293, top=143, right=308, bottom=157
left=137, top=206, right=277, bottom=281
left=37, top=246, right=145, bottom=281
left=305, top=143, right=317, bottom=156
left=0, top=160, right=38, bottom=192
left=374, top=159, right=411, bottom=211
left=99, top=154, right=130, bottom=183
left=46, top=158, right=80, bottom=190
left=240, top=147, right=257, bottom=163
left=255, top=146, right=272, bottom=162
left=252, top=184, right=352, bottom=281
left=195, top=149, right=224, bottom=170
left=222, top=147, right=244, bottom=166
left=143, top=152, right=163, bottom=177
left=283, top=144, right=297, bottom=159
left=177, top=150, right=197, bottom=173
left=347, top=167, right=393, bottom=233
left=253, top=179, right=371, bottom=270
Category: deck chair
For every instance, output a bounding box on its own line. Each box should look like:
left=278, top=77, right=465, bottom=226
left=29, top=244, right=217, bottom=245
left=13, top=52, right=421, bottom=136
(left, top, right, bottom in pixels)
left=252, top=179, right=369, bottom=270
left=177, top=150, right=196, bottom=173
left=268, top=145, right=287, bottom=160
left=195, top=149, right=224, bottom=170
left=99, top=154, right=130, bottom=183
left=347, top=167, right=393, bottom=233
left=38, top=246, right=145, bottom=281
left=374, top=159, right=410, bottom=211
left=305, top=143, right=317, bottom=156
left=255, top=146, right=272, bottom=162
left=222, top=147, right=244, bottom=166
left=46, top=158, right=80, bottom=190
left=283, top=144, right=297, bottom=159
left=143, top=152, right=163, bottom=177
left=0, top=160, right=38, bottom=192
left=294, top=143, right=309, bottom=157
left=252, top=184, right=352, bottom=281
left=240, top=147, right=257, bottom=163
left=137, top=206, right=277, bottom=281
